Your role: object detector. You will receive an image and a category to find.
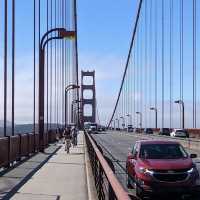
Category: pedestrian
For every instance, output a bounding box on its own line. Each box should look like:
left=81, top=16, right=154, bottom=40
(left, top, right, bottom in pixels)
left=63, top=127, right=72, bottom=153
left=71, top=126, right=78, bottom=147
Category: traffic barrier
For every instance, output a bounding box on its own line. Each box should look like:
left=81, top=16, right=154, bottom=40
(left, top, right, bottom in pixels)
left=0, top=130, right=57, bottom=171
left=85, top=131, right=131, bottom=200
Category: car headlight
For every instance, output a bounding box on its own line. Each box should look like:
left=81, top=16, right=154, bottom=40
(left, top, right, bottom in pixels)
left=187, top=167, right=195, bottom=173
left=138, top=167, right=154, bottom=175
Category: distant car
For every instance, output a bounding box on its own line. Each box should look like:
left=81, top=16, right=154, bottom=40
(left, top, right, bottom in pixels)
left=88, top=123, right=98, bottom=134
left=170, top=129, right=189, bottom=138
left=134, top=128, right=141, bottom=133
left=159, top=128, right=171, bottom=136
left=144, top=128, right=153, bottom=134
left=126, top=140, right=199, bottom=199
left=127, top=125, right=133, bottom=132
left=101, top=126, right=106, bottom=131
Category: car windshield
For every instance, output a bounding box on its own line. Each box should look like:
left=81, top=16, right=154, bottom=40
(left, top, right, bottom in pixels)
left=139, top=143, right=188, bottom=159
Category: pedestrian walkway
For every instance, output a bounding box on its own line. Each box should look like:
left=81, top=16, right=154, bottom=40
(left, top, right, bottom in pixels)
left=11, top=133, right=88, bottom=200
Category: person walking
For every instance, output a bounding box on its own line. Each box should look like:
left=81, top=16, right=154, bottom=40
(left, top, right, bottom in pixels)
left=71, top=126, right=78, bottom=147
left=63, top=127, right=71, bottom=153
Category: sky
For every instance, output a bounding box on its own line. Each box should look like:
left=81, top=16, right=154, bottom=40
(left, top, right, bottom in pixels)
left=0, top=0, right=199, bottom=128
left=77, top=0, right=138, bottom=124
left=0, top=0, right=137, bottom=126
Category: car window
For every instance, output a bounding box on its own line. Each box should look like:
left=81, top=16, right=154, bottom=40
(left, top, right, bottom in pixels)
left=132, top=143, right=139, bottom=157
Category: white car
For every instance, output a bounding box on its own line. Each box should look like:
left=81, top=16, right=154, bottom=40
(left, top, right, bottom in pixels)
left=170, top=129, right=189, bottom=138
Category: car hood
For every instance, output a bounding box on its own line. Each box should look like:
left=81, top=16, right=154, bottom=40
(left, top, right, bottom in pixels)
left=139, top=158, right=192, bottom=170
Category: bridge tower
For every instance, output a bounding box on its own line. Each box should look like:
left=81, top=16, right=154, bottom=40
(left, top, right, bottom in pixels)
left=81, top=71, right=96, bottom=126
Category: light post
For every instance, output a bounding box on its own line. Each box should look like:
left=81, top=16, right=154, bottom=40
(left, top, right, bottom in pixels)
left=120, top=116, right=125, bottom=130
left=116, top=118, right=119, bottom=130
left=73, top=106, right=82, bottom=127
left=71, top=99, right=81, bottom=124
left=150, top=107, right=158, bottom=129
left=110, top=120, right=113, bottom=130
left=126, top=114, right=132, bottom=126
left=112, top=120, right=115, bottom=130
left=65, top=84, right=80, bottom=128
left=174, top=100, right=185, bottom=129
left=38, top=28, right=75, bottom=152
left=136, top=112, right=142, bottom=129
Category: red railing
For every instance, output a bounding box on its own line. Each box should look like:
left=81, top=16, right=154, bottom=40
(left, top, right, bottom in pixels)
left=0, top=130, right=57, bottom=169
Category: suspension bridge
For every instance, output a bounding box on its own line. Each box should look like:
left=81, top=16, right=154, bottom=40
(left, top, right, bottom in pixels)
left=0, top=0, right=200, bottom=200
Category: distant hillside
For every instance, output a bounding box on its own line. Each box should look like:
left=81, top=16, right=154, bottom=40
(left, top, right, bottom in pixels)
left=0, top=123, right=60, bottom=137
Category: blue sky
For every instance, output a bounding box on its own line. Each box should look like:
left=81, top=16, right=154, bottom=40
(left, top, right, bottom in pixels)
left=0, top=0, right=138, bottom=125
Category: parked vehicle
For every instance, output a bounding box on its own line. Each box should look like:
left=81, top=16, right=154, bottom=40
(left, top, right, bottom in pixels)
left=170, top=129, right=189, bottom=138
left=126, top=140, right=199, bottom=199
left=134, top=128, right=141, bottom=133
left=159, top=128, right=171, bottom=136
left=127, top=125, right=133, bottom=132
left=144, top=128, right=153, bottom=134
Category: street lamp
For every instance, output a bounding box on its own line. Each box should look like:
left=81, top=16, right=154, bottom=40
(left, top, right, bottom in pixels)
left=136, top=112, right=142, bottom=129
left=71, top=99, right=81, bottom=124
left=116, top=118, right=119, bottom=130
left=150, top=107, right=158, bottom=129
left=38, top=28, right=75, bottom=152
left=65, top=84, right=80, bottom=128
left=126, top=114, right=132, bottom=126
left=113, top=120, right=116, bottom=130
left=120, top=116, right=125, bottom=130
left=174, top=100, right=185, bottom=129
left=73, top=106, right=82, bottom=127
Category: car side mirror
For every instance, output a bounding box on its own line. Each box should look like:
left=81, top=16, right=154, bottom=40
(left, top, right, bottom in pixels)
left=190, top=154, right=197, bottom=158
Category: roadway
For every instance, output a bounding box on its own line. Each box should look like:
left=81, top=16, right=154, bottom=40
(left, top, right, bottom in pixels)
left=92, top=131, right=200, bottom=200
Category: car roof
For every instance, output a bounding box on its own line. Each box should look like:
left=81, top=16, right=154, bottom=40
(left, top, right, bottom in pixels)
left=138, top=140, right=180, bottom=145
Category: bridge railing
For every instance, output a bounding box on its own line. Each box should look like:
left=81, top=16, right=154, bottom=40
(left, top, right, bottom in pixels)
left=0, top=130, right=57, bottom=170
left=85, top=131, right=132, bottom=200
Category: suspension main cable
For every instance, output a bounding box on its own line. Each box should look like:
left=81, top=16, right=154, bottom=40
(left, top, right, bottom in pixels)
left=107, top=0, right=143, bottom=128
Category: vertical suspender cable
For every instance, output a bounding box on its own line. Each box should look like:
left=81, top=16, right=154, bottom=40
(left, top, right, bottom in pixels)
left=149, top=0, right=152, bottom=127
left=46, top=0, right=49, bottom=131
left=179, top=0, right=183, bottom=127
left=193, top=0, right=196, bottom=128
left=12, top=0, right=15, bottom=136
left=154, top=0, right=158, bottom=128
left=74, top=0, right=80, bottom=125
left=38, top=0, right=41, bottom=129
left=161, top=0, right=165, bottom=129
left=55, top=0, right=57, bottom=126
left=50, top=0, right=52, bottom=128
left=4, top=0, right=8, bottom=137
left=33, top=0, right=36, bottom=133
left=170, top=0, right=173, bottom=129
left=144, top=0, right=147, bottom=127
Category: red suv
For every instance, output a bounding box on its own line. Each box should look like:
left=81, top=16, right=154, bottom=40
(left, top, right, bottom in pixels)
left=126, top=140, right=199, bottom=199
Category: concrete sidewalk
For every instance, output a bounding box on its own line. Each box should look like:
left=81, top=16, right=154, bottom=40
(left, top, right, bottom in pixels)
left=11, top=133, right=88, bottom=200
